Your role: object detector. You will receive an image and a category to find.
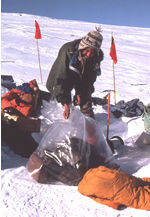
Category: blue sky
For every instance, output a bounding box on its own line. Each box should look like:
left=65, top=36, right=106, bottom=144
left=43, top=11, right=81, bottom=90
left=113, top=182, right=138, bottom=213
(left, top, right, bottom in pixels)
left=1, top=0, right=150, bottom=28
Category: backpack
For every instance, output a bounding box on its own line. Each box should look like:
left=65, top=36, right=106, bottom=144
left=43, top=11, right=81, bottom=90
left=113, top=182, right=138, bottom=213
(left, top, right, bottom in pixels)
left=143, top=103, right=150, bottom=133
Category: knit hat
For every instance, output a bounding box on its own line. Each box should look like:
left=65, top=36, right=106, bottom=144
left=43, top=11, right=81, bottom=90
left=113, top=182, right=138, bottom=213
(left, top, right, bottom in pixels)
left=78, top=29, right=103, bottom=51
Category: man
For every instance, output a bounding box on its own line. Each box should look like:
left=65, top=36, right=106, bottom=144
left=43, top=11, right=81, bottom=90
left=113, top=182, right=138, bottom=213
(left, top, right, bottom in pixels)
left=46, top=28, right=104, bottom=119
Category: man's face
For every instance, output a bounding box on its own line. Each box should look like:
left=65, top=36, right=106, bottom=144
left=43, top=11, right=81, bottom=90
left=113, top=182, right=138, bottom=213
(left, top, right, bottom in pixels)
left=81, top=47, right=95, bottom=60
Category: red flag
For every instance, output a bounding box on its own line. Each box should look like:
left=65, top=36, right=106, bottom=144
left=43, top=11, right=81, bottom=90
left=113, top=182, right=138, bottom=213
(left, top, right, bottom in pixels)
left=110, top=36, right=117, bottom=64
left=35, top=20, right=42, bottom=39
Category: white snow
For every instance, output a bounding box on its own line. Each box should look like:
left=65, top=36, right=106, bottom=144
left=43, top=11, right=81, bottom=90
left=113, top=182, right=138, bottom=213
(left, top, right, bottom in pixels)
left=1, top=13, right=150, bottom=217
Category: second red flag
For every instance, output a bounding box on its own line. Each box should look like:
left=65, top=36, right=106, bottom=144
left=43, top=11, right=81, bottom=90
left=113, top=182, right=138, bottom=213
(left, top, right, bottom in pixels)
left=35, top=20, right=42, bottom=39
left=110, top=36, right=117, bottom=64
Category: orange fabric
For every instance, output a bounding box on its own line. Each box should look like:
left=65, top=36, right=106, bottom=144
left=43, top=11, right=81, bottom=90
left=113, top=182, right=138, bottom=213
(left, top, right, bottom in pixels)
left=78, top=166, right=150, bottom=210
left=1, top=89, right=34, bottom=117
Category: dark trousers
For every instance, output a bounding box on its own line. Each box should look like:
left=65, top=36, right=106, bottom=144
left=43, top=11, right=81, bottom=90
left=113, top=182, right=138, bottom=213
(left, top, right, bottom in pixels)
left=80, top=99, right=95, bottom=119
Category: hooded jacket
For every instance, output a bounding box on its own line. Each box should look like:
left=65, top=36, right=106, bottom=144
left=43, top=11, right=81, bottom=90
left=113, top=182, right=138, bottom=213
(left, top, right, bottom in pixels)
left=46, top=40, right=104, bottom=105
left=78, top=166, right=150, bottom=210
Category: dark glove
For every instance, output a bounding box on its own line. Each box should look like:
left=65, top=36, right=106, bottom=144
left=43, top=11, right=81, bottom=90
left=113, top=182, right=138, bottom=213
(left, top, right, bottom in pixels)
left=73, top=95, right=81, bottom=106
left=63, top=104, right=70, bottom=119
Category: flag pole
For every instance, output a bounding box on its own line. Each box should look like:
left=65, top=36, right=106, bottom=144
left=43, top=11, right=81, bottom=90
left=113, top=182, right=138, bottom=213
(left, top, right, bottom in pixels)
left=112, top=61, right=116, bottom=104
left=106, top=92, right=110, bottom=140
left=36, top=39, right=43, bottom=83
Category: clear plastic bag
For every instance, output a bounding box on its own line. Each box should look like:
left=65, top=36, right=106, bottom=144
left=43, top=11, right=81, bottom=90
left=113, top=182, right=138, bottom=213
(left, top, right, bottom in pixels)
left=28, top=107, right=114, bottom=185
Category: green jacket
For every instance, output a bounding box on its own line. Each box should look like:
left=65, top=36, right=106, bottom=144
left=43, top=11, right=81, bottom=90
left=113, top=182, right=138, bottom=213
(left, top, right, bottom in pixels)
left=46, top=40, right=104, bottom=105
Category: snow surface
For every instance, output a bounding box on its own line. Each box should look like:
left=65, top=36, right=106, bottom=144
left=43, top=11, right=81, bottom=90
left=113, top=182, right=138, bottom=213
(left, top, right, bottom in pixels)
left=1, top=13, right=150, bottom=217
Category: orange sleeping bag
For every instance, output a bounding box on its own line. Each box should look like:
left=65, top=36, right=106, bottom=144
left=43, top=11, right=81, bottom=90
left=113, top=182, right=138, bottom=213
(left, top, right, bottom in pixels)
left=78, top=166, right=150, bottom=210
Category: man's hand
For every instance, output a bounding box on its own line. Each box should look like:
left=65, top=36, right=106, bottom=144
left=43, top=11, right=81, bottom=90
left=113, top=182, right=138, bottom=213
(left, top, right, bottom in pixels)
left=63, top=104, right=70, bottom=119
left=73, top=95, right=81, bottom=106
